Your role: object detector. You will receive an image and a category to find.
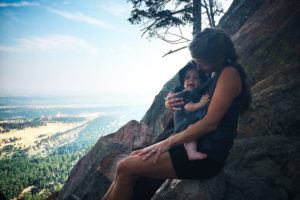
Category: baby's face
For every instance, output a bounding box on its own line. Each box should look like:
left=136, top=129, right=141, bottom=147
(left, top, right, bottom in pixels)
left=184, top=69, right=201, bottom=91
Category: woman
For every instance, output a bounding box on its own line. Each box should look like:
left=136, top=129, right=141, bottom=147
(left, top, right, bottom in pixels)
left=102, top=28, right=251, bottom=200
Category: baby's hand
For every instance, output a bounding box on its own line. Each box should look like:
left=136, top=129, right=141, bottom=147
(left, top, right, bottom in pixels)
left=200, top=94, right=210, bottom=105
left=184, top=102, right=195, bottom=112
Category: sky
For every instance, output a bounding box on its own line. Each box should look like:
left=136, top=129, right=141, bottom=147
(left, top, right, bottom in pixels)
left=0, top=0, right=233, bottom=105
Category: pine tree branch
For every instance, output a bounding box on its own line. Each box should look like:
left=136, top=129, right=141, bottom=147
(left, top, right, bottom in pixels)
left=141, top=18, right=161, bottom=37
left=140, top=6, right=192, bottom=38
left=156, top=26, right=191, bottom=44
left=162, top=46, right=187, bottom=57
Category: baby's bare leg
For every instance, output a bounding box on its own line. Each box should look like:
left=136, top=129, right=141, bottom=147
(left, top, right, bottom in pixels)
left=184, top=142, right=207, bottom=160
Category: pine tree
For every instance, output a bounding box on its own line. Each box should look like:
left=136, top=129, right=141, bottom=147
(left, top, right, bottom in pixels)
left=127, top=0, right=225, bottom=55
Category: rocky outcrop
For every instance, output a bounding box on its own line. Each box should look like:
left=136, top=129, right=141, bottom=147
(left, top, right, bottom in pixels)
left=58, top=0, right=300, bottom=199
left=238, top=65, right=300, bottom=137
left=151, top=173, right=226, bottom=200
left=232, top=0, right=300, bottom=85
left=57, top=120, right=154, bottom=200
left=219, top=0, right=266, bottom=35
left=141, top=75, right=178, bottom=136
left=224, top=135, right=300, bottom=200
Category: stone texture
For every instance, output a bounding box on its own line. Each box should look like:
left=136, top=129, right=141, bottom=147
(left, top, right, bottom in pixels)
left=218, top=0, right=266, bottom=35
left=224, top=170, right=287, bottom=200
left=151, top=173, right=226, bottom=200
left=224, top=136, right=300, bottom=200
left=238, top=65, right=300, bottom=137
left=231, top=0, right=300, bottom=85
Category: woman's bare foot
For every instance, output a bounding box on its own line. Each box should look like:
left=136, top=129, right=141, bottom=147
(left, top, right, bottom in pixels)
left=187, top=152, right=207, bottom=160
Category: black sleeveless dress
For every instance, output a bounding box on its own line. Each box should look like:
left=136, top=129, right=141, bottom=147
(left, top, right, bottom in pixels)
left=168, top=67, right=241, bottom=179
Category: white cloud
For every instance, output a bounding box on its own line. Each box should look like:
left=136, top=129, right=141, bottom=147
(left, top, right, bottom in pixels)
left=47, top=7, right=116, bottom=30
left=0, top=35, right=99, bottom=55
left=0, top=1, right=39, bottom=7
left=101, top=3, right=131, bottom=17
left=0, top=45, right=20, bottom=52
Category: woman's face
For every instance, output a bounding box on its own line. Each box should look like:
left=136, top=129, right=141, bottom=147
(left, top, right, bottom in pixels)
left=193, top=58, right=215, bottom=73
left=184, top=68, right=201, bottom=91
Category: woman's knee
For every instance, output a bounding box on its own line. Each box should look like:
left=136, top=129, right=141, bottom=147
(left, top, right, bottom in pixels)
left=116, top=157, right=135, bottom=177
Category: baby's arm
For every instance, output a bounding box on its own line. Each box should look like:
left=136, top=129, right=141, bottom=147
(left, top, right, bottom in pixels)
left=184, top=94, right=210, bottom=112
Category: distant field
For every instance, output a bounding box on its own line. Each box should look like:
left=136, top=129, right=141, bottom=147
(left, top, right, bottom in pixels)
left=0, top=101, right=147, bottom=157
left=0, top=97, right=147, bottom=199
left=0, top=122, right=79, bottom=147
left=0, top=113, right=98, bottom=157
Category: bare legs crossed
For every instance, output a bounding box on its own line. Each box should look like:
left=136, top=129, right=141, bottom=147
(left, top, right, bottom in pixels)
left=101, top=152, right=177, bottom=200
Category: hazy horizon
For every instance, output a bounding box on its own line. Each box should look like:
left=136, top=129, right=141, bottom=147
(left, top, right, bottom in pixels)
left=0, top=0, right=233, bottom=105
left=0, top=94, right=153, bottom=107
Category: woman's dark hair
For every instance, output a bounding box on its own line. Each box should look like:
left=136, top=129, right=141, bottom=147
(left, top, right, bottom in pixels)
left=189, top=28, right=252, bottom=115
left=189, top=28, right=238, bottom=67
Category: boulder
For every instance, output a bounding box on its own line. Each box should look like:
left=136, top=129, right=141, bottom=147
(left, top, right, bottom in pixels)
left=224, top=136, right=300, bottom=200
left=151, top=173, right=226, bottom=200
left=238, top=65, right=300, bottom=137
left=57, top=120, right=154, bottom=200
left=141, top=75, right=178, bottom=136
left=232, top=0, right=300, bottom=85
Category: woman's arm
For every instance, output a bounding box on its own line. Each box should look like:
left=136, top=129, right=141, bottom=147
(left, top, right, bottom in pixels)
left=169, top=66, right=242, bottom=146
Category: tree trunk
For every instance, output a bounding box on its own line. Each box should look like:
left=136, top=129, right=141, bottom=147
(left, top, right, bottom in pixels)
left=209, top=0, right=216, bottom=27
left=203, top=0, right=213, bottom=28
left=193, top=0, right=202, bottom=36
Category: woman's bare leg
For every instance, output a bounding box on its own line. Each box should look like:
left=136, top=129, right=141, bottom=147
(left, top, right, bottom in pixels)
left=101, top=180, right=116, bottom=200
left=108, top=151, right=177, bottom=200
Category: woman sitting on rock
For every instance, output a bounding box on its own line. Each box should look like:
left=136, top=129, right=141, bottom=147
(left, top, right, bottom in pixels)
left=102, top=28, right=251, bottom=200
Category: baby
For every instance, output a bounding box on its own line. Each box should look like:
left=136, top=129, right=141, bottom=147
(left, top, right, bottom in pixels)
left=173, top=64, right=210, bottom=160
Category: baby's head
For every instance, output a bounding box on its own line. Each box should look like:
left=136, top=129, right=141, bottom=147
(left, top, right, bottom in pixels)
left=179, top=62, right=207, bottom=91
left=184, top=68, right=201, bottom=91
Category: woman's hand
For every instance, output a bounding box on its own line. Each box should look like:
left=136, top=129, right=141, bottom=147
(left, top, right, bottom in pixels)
left=130, top=139, right=172, bottom=164
left=165, top=92, right=184, bottom=111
